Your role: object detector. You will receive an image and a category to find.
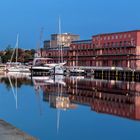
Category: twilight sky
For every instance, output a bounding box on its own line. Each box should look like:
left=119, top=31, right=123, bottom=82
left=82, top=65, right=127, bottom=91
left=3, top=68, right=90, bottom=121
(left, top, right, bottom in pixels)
left=0, top=0, right=140, bottom=50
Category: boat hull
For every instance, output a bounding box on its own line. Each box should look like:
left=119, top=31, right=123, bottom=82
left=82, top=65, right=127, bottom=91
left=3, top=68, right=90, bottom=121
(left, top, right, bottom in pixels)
left=30, top=66, right=52, bottom=76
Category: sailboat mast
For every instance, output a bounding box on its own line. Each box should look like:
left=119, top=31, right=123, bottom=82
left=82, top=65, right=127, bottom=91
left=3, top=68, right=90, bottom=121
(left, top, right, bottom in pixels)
left=10, top=47, right=15, bottom=64
left=16, top=34, right=19, bottom=63
left=58, top=17, right=63, bottom=63
left=10, top=34, right=18, bottom=64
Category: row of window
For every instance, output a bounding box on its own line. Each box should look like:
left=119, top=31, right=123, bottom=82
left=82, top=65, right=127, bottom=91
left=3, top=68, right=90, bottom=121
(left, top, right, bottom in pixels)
left=72, top=44, right=91, bottom=49
left=96, top=48, right=135, bottom=55
left=71, top=48, right=135, bottom=56
left=93, top=33, right=132, bottom=41
left=42, top=51, right=68, bottom=57
left=72, top=40, right=135, bottom=50
left=92, top=40, right=135, bottom=48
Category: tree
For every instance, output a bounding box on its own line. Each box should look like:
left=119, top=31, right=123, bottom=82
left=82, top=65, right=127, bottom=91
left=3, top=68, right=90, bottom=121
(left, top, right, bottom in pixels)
left=0, top=46, right=35, bottom=63
left=1, top=45, right=13, bottom=63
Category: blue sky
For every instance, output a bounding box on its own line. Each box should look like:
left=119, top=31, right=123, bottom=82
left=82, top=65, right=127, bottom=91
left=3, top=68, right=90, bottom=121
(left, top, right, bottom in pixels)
left=0, top=0, right=140, bottom=50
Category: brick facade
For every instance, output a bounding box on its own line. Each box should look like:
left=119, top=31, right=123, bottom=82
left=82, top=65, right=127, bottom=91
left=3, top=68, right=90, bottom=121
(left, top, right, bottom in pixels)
left=69, top=30, right=140, bottom=70
left=92, top=30, right=137, bottom=69
left=42, top=30, right=140, bottom=70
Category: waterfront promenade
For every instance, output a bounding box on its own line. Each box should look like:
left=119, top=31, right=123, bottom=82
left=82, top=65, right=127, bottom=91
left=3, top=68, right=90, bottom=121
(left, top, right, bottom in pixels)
left=0, top=119, right=36, bottom=140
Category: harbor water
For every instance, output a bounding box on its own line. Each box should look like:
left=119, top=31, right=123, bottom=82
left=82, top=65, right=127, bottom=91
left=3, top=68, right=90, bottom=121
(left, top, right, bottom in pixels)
left=0, top=73, right=140, bottom=140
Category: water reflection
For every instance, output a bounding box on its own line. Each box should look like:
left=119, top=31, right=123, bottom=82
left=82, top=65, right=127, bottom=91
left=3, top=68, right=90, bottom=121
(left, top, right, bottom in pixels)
left=1, top=73, right=140, bottom=121
left=32, top=75, right=140, bottom=121
left=32, top=76, right=75, bottom=109
left=0, top=73, right=140, bottom=139
left=0, top=72, right=32, bottom=109
left=0, top=72, right=32, bottom=88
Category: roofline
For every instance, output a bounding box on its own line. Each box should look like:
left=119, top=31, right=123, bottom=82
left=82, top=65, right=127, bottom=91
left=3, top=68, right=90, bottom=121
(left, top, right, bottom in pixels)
left=92, top=29, right=140, bottom=37
left=71, top=39, right=92, bottom=44
left=51, top=33, right=79, bottom=36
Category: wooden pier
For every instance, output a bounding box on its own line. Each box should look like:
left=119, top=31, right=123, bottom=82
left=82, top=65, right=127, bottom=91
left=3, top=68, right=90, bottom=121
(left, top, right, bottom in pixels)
left=94, top=68, right=140, bottom=81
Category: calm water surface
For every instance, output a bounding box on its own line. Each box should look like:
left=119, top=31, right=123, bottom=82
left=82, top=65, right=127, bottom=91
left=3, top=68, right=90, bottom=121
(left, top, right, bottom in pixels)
left=0, top=73, right=140, bottom=140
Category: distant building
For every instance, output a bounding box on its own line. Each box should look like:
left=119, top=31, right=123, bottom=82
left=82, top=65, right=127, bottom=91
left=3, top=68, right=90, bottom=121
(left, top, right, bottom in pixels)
left=44, top=33, right=80, bottom=49
left=42, top=33, right=80, bottom=63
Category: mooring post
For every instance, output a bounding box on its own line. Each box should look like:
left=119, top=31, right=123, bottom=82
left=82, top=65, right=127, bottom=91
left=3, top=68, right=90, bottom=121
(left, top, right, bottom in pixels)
left=124, top=71, right=126, bottom=81
left=102, top=70, right=103, bottom=79
left=132, top=70, right=134, bottom=82
left=116, top=70, right=118, bottom=81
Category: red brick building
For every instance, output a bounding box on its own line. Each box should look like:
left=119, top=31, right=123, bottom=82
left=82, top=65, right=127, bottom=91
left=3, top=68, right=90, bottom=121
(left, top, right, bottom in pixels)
left=68, top=40, right=92, bottom=66
left=92, top=30, right=138, bottom=69
left=69, top=30, right=140, bottom=70
left=42, top=47, right=69, bottom=64
left=42, top=30, right=140, bottom=70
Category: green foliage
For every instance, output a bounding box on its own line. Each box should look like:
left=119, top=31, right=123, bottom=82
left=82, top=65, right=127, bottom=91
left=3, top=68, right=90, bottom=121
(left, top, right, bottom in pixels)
left=0, top=46, right=35, bottom=63
left=1, top=45, right=13, bottom=63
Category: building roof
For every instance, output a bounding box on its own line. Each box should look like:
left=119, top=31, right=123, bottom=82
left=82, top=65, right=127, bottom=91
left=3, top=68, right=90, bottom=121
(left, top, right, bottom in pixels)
left=92, top=29, right=140, bottom=37
left=43, top=47, right=70, bottom=51
left=71, top=40, right=92, bottom=44
left=51, top=33, right=79, bottom=36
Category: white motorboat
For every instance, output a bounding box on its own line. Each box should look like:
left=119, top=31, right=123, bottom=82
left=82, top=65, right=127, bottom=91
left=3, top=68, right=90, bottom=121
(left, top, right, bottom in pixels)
left=7, top=65, right=30, bottom=72
left=31, top=18, right=67, bottom=76
left=44, top=62, right=66, bottom=68
left=70, top=68, right=85, bottom=74
left=30, top=65, right=52, bottom=76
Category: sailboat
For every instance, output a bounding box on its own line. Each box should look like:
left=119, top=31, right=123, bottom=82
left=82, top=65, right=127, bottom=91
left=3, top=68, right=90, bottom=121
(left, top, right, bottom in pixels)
left=50, top=17, right=66, bottom=75
left=6, top=34, right=30, bottom=73
left=46, top=17, right=66, bottom=75
left=7, top=73, right=18, bottom=109
left=31, top=18, right=66, bottom=75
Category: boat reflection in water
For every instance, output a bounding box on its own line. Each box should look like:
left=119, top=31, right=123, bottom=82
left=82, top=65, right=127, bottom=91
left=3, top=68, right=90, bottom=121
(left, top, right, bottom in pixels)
left=32, top=75, right=77, bottom=134
left=32, top=75, right=140, bottom=121
left=1, top=72, right=140, bottom=121
left=1, top=73, right=140, bottom=139
left=32, top=75, right=76, bottom=110
left=0, top=72, right=32, bottom=88
left=0, top=72, right=32, bottom=109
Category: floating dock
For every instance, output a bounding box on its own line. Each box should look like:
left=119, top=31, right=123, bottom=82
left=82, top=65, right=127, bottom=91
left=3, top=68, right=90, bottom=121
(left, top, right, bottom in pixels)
left=66, top=66, right=140, bottom=81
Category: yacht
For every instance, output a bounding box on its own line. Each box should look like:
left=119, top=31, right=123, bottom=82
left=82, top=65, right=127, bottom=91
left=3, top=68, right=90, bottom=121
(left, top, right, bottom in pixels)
left=7, top=63, right=30, bottom=72
left=30, top=65, right=52, bottom=76
left=31, top=18, right=66, bottom=75
left=30, top=57, right=54, bottom=76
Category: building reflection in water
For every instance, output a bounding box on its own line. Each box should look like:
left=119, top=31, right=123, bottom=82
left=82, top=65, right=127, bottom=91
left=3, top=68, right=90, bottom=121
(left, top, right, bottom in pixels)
left=32, top=75, right=140, bottom=121
left=3, top=72, right=140, bottom=121
left=32, top=76, right=77, bottom=110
